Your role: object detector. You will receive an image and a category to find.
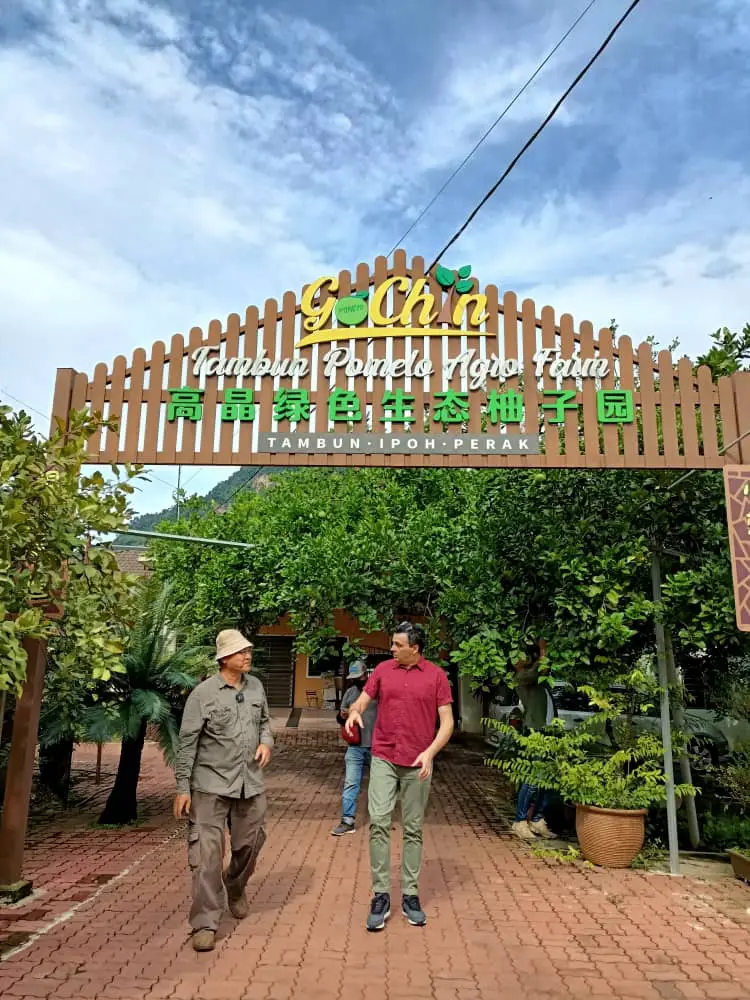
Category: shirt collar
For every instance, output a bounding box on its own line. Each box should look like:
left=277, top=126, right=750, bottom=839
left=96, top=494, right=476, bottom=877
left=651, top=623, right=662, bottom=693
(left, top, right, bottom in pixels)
left=392, top=656, right=425, bottom=671
left=217, top=671, right=248, bottom=690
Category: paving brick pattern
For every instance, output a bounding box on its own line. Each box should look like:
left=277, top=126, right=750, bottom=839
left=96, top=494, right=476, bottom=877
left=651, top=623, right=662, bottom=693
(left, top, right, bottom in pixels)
left=2, top=736, right=750, bottom=999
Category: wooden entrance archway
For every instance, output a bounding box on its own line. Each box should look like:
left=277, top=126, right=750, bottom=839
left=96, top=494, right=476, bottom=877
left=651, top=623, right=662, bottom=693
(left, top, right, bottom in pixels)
left=50, top=251, right=750, bottom=470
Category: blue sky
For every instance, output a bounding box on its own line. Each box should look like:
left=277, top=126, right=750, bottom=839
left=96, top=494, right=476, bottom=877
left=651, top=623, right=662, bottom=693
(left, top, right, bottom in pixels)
left=0, top=0, right=748, bottom=515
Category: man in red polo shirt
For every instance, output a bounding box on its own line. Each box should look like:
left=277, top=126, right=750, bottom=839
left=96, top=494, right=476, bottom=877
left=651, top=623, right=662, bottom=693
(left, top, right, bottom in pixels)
left=345, top=622, right=454, bottom=931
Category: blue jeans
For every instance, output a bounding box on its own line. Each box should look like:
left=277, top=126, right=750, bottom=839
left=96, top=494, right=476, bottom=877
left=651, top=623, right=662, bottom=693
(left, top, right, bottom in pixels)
left=515, top=783, right=550, bottom=823
left=342, top=746, right=371, bottom=820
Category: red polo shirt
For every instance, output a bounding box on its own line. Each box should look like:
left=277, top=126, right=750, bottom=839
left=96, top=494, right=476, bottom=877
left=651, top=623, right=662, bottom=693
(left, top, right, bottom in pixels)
left=364, top=657, right=453, bottom=767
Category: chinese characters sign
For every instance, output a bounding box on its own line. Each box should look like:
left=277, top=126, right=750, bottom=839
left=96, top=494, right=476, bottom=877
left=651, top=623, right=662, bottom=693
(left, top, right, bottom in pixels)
left=723, top=466, right=750, bottom=632
left=166, top=387, right=635, bottom=428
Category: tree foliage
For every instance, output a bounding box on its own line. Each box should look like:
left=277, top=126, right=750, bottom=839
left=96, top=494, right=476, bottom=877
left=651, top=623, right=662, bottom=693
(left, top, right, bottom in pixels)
left=0, top=406, right=141, bottom=693
left=95, top=580, right=210, bottom=825
left=145, top=323, right=749, bottom=700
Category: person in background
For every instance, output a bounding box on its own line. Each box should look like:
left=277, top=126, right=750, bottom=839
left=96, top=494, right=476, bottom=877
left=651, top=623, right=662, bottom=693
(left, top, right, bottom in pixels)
left=510, top=647, right=557, bottom=841
left=345, top=622, right=454, bottom=932
left=331, top=660, right=378, bottom=836
left=173, top=629, right=273, bottom=952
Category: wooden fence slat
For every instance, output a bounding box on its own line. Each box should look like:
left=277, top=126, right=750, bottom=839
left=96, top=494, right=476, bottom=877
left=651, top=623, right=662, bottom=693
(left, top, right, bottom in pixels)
left=391, top=251, right=408, bottom=469
left=503, top=291, right=520, bottom=394
left=251, top=300, right=279, bottom=465
left=678, top=356, right=701, bottom=465
left=559, top=313, right=580, bottom=460
left=102, top=356, right=127, bottom=462
left=617, top=336, right=640, bottom=465
left=238, top=308, right=259, bottom=463
left=637, top=341, right=659, bottom=462
left=296, top=275, right=315, bottom=469
left=598, top=329, right=621, bottom=465
left=521, top=298, right=539, bottom=470
left=331, top=267, right=355, bottom=469
left=350, top=262, right=371, bottom=470
left=276, top=290, right=298, bottom=470
left=718, top=375, right=740, bottom=462
left=49, top=368, right=77, bottom=436
left=579, top=320, right=600, bottom=465
left=731, top=371, right=750, bottom=464
left=408, top=256, right=427, bottom=469
left=71, top=371, right=88, bottom=412
left=141, top=340, right=165, bottom=464
left=479, top=282, right=500, bottom=470
left=196, top=320, right=222, bottom=466
left=540, top=305, right=561, bottom=463
left=366, top=256, right=390, bottom=467
left=217, top=313, right=241, bottom=465
left=697, top=364, right=719, bottom=460
left=87, top=362, right=109, bottom=459
left=161, top=335, right=184, bottom=464
left=658, top=350, right=682, bottom=466
left=123, top=349, right=146, bottom=463
left=175, top=329, right=203, bottom=464
left=496, top=290, right=519, bottom=470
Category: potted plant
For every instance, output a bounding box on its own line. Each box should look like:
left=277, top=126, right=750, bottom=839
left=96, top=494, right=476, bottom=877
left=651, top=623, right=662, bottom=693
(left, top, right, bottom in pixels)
left=711, top=668, right=750, bottom=882
left=486, top=685, right=695, bottom=868
left=714, top=746, right=750, bottom=882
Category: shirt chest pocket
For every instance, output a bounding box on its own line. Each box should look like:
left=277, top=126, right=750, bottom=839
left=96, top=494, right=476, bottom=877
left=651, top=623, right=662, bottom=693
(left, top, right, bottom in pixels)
left=206, top=705, right=235, bottom=737
left=247, top=700, right=263, bottom=725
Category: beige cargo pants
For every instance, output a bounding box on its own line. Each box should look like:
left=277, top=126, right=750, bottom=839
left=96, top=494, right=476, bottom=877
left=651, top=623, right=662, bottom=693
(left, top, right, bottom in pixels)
left=188, top=789, right=267, bottom=932
left=368, top=756, right=432, bottom=896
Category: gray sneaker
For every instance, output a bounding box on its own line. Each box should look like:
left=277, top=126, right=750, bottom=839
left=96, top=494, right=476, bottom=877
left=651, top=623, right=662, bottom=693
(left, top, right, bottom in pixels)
left=366, top=893, right=391, bottom=932
left=331, top=819, right=356, bottom=836
left=402, top=894, right=426, bottom=926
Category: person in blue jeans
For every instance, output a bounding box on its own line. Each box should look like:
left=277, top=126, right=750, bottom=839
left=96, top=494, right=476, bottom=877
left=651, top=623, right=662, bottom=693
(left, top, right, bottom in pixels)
left=511, top=654, right=557, bottom=841
left=332, top=661, right=378, bottom=836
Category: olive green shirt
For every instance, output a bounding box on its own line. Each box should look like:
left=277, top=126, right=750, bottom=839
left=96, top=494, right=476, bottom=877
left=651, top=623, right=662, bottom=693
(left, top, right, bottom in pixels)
left=175, top=672, right=274, bottom=797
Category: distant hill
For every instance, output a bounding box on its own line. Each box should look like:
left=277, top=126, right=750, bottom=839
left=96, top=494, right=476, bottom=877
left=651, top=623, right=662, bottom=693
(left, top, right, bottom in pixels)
left=113, top=465, right=289, bottom=545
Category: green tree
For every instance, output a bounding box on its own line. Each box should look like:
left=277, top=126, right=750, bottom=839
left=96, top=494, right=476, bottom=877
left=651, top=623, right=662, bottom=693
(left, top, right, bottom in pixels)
left=0, top=405, right=140, bottom=693
left=141, top=320, right=750, bottom=704
left=93, top=581, right=209, bottom=826
left=37, top=572, right=142, bottom=801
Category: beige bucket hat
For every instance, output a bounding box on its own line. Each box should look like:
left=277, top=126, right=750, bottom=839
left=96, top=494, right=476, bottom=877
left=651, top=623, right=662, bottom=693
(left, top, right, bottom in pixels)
left=215, top=629, right=253, bottom=662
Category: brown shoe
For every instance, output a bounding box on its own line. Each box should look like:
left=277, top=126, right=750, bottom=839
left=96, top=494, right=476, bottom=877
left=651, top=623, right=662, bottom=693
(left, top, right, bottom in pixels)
left=192, top=929, right=215, bottom=952
left=227, top=892, right=249, bottom=920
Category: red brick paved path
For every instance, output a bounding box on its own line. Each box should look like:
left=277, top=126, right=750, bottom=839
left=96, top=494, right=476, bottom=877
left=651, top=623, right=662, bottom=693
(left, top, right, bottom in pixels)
left=2, top=737, right=750, bottom=1000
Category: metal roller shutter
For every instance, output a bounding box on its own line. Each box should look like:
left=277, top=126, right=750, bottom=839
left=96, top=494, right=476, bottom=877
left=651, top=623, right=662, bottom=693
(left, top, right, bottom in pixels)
left=252, top=636, right=294, bottom=708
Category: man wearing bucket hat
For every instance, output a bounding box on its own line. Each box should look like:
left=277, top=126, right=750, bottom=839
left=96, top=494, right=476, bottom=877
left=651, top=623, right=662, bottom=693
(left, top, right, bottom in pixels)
left=331, top=660, right=378, bottom=837
left=174, top=629, right=273, bottom=952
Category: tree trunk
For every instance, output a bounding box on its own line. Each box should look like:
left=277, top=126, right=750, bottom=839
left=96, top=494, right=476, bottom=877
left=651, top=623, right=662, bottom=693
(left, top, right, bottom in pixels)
left=98, top=722, right=147, bottom=826
left=39, top=739, right=74, bottom=805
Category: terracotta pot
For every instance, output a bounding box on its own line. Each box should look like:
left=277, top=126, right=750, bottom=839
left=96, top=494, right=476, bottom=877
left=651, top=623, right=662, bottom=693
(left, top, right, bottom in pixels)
left=728, top=849, right=750, bottom=884
left=575, top=804, right=646, bottom=868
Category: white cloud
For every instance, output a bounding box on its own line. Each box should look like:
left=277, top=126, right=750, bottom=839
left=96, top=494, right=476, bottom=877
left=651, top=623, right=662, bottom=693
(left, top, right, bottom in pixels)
left=0, top=0, right=410, bottom=432
left=468, top=162, right=750, bottom=355
left=1, top=0, right=749, bottom=520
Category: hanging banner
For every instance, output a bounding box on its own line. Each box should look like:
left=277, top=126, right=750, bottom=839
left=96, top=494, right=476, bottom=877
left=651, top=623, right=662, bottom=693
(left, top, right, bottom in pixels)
left=724, top=465, right=750, bottom=632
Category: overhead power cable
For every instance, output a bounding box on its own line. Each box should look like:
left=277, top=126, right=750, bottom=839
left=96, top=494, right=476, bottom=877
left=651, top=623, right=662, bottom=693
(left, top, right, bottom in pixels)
left=387, top=0, right=601, bottom=257
left=426, top=0, right=644, bottom=272
left=0, top=387, right=51, bottom=423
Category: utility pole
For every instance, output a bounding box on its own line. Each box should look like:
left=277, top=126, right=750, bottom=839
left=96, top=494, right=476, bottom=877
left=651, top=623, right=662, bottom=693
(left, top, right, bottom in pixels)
left=651, top=552, right=680, bottom=875
left=175, top=465, right=182, bottom=522
left=665, top=631, right=701, bottom=849
left=0, top=638, right=48, bottom=900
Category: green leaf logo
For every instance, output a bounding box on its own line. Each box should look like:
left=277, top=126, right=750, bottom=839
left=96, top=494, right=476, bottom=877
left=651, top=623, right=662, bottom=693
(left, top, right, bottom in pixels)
left=435, top=265, right=456, bottom=289
left=455, top=278, right=474, bottom=294
left=457, top=265, right=472, bottom=279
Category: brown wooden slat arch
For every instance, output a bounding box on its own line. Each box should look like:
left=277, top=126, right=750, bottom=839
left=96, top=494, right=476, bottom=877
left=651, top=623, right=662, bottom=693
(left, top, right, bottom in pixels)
left=48, top=253, right=747, bottom=471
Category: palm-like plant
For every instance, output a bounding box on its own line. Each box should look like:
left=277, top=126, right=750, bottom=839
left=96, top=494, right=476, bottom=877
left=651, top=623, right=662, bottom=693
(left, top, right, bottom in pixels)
left=95, top=581, right=210, bottom=825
